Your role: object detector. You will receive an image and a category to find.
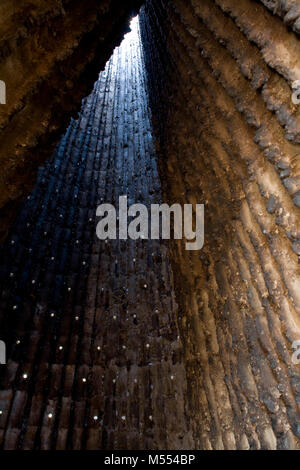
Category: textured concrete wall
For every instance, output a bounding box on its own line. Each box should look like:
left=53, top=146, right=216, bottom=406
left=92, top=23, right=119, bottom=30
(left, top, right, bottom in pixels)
left=0, top=0, right=143, bottom=241
left=140, top=0, right=300, bottom=450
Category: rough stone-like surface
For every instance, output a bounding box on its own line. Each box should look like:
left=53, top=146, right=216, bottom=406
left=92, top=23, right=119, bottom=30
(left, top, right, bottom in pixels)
left=140, top=0, right=300, bottom=450
left=0, top=0, right=143, bottom=242
left=0, top=21, right=193, bottom=450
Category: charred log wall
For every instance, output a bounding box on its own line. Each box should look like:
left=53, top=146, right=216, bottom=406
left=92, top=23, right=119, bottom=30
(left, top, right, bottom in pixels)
left=140, top=0, right=300, bottom=450
left=0, top=0, right=143, bottom=241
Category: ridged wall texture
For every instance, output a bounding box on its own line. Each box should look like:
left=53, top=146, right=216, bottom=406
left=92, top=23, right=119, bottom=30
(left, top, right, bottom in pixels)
left=140, top=0, right=300, bottom=450
left=0, top=0, right=143, bottom=241
left=0, top=19, right=194, bottom=450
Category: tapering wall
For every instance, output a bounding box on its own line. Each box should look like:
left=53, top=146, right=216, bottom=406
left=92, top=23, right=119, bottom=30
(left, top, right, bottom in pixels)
left=0, top=0, right=143, bottom=241
left=140, top=0, right=300, bottom=450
